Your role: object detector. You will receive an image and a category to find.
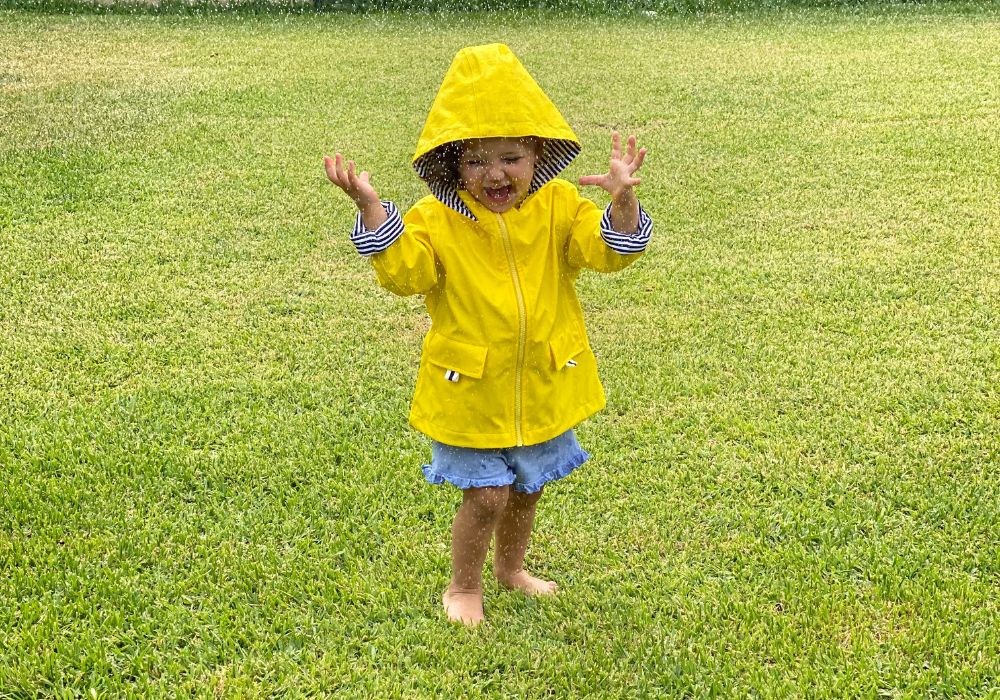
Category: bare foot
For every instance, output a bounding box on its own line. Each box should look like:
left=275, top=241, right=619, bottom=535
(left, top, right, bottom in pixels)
left=496, top=569, right=558, bottom=596
left=442, top=585, right=485, bottom=626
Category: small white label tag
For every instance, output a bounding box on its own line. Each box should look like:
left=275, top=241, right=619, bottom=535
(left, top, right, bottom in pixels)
left=444, top=370, right=460, bottom=382
left=566, top=359, right=578, bottom=368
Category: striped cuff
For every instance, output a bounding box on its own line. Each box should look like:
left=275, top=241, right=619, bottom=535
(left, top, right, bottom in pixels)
left=600, top=203, right=653, bottom=255
left=350, top=201, right=404, bottom=256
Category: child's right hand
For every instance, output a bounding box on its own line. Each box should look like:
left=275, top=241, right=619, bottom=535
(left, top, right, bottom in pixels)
left=324, top=153, right=380, bottom=207
left=324, top=153, right=387, bottom=230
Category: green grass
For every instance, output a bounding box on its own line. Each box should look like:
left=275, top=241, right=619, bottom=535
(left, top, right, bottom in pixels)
left=2, top=5, right=1000, bottom=697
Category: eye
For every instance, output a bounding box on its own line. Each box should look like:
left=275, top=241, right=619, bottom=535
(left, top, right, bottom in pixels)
left=462, top=159, right=484, bottom=167
left=502, top=156, right=522, bottom=164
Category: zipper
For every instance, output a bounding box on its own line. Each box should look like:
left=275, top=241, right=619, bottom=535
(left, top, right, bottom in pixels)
left=496, top=213, right=526, bottom=446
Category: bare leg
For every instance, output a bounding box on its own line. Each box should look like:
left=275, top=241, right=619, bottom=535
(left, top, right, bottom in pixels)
left=493, top=487, right=558, bottom=596
left=443, top=485, right=510, bottom=625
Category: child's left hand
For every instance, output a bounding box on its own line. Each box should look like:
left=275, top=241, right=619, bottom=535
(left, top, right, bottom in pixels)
left=578, top=131, right=647, bottom=200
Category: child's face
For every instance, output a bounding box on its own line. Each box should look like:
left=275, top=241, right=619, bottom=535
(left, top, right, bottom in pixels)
left=457, top=137, right=539, bottom=214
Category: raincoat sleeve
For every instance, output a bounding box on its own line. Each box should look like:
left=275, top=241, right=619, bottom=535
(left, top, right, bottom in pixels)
left=565, top=187, right=653, bottom=272
left=367, top=203, right=440, bottom=297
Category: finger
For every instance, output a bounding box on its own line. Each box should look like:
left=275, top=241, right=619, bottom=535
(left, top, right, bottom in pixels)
left=578, top=174, right=605, bottom=187
left=610, top=130, right=621, bottom=161
left=324, top=155, right=338, bottom=183
left=325, top=154, right=342, bottom=182
left=329, top=154, right=351, bottom=189
left=630, top=147, right=647, bottom=173
left=336, top=159, right=355, bottom=198
left=626, top=135, right=638, bottom=163
left=334, top=153, right=350, bottom=186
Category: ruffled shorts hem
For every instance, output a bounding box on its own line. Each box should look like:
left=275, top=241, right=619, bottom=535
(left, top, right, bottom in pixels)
left=514, top=448, right=589, bottom=494
left=421, top=443, right=590, bottom=494
left=421, top=465, right=516, bottom=491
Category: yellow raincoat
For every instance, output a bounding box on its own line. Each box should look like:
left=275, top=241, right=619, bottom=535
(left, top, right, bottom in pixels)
left=367, top=44, right=648, bottom=448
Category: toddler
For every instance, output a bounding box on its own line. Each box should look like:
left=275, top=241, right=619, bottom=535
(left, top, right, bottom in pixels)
left=324, top=44, right=652, bottom=625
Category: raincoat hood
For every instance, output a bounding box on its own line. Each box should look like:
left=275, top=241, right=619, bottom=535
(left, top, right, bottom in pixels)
left=413, top=43, right=581, bottom=219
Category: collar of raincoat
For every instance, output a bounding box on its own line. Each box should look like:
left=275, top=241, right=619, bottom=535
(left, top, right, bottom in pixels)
left=412, top=43, right=581, bottom=221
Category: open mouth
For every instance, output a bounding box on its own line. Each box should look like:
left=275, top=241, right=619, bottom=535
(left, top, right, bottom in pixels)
left=484, top=185, right=513, bottom=203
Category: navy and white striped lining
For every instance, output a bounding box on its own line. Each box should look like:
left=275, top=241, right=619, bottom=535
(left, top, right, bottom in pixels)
left=528, top=139, right=581, bottom=197
left=600, top=203, right=653, bottom=254
left=351, top=201, right=404, bottom=256
left=413, top=138, right=581, bottom=221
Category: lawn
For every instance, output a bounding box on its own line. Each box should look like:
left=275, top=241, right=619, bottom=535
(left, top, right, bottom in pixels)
left=1, top=3, right=999, bottom=697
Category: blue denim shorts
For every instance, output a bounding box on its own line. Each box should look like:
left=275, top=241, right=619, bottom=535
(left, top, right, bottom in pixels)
left=422, top=429, right=590, bottom=494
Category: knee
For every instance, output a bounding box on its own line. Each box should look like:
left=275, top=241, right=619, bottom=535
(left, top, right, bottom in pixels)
left=462, top=486, right=510, bottom=523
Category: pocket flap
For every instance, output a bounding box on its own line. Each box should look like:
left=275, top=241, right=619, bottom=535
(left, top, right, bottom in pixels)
left=425, top=333, right=488, bottom=379
left=548, top=327, right=587, bottom=369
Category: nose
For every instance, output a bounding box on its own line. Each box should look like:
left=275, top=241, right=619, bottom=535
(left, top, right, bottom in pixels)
left=484, top=161, right=505, bottom=182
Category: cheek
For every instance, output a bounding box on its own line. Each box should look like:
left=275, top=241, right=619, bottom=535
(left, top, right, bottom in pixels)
left=512, top=163, right=535, bottom=182
left=457, top=167, right=479, bottom=187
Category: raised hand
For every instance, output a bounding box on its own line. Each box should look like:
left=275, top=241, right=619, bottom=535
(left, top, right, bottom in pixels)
left=324, top=153, right=380, bottom=207
left=324, top=152, right=387, bottom=230
left=577, top=131, right=647, bottom=200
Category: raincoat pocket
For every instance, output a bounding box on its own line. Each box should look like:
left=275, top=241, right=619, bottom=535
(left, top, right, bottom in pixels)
left=425, top=333, right=488, bottom=379
left=549, top=326, right=587, bottom=370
